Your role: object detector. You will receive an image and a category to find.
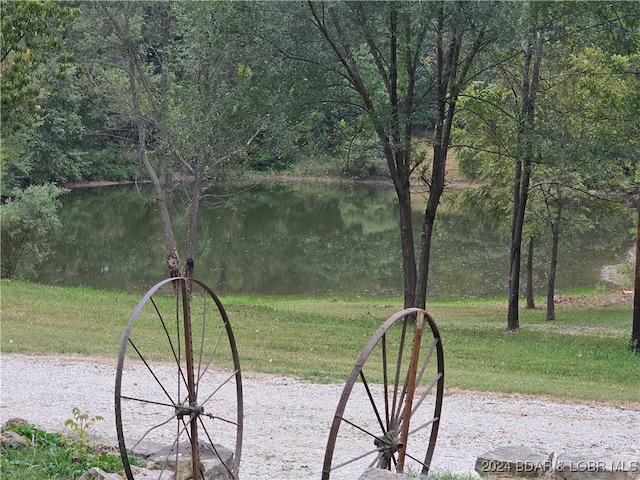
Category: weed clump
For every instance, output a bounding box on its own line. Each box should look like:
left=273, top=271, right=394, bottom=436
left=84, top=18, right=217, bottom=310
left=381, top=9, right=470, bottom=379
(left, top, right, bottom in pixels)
left=0, top=416, right=130, bottom=479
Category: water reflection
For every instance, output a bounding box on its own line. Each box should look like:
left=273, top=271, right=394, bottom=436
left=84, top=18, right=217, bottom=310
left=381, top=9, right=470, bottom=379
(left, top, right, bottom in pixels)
left=36, top=181, right=634, bottom=299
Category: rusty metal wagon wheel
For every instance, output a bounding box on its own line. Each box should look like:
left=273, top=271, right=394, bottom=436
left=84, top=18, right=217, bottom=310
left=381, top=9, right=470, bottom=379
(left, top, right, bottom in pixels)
left=115, top=277, right=242, bottom=480
left=322, top=308, right=444, bottom=480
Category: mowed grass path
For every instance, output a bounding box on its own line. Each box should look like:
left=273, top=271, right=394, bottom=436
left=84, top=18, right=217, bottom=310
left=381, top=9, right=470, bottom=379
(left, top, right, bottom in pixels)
left=1, top=280, right=638, bottom=405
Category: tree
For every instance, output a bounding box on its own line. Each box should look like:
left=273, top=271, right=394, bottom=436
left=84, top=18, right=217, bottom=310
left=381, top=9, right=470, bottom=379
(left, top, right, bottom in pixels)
left=1, top=0, right=77, bottom=135
left=533, top=44, right=638, bottom=321
left=14, top=65, right=92, bottom=186
left=503, top=2, right=545, bottom=330
left=454, top=2, right=639, bottom=329
left=455, top=61, right=538, bottom=327
left=75, top=1, right=271, bottom=277
left=167, top=1, right=272, bottom=260
left=262, top=1, right=497, bottom=308
left=0, top=183, right=68, bottom=278
left=91, top=1, right=183, bottom=276
left=1, top=0, right=79, bottom=193
left=586, top=0, right=640, bottom=350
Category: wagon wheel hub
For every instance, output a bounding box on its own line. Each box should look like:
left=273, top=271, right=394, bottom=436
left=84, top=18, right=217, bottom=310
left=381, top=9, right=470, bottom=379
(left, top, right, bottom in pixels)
left=175, top=403, right=204, bottom=420
left=374, top=430, right=403, bottom=460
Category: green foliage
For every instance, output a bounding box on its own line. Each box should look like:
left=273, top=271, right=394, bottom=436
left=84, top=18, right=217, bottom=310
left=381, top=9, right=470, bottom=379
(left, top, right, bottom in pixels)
left=64, top=408, right=104, bottom=448
left=0, top=131, right=32, bottom=191
left=245, top=134, right=298, bottom=172
left=0, top=183, right=68, bottom=279
left=82, top=147, right=141, bottom=182
left=3, top=1, right=637, bottom=189
left=334, top=117, right=387, bottom=179
left=169, top=1, right=293, bottom=178
left=16, top=67, right=88, bottom=185
left=453, top=3, right=639, bottom=326
left=0, top=422, right=125, bottom=479
left=9, top=85, right=141, bottom=185
left=1, top=0, right=78, bottom=135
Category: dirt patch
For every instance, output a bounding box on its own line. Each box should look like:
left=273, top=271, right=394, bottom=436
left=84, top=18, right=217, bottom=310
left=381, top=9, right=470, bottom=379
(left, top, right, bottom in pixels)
left=553, top=290, right=634, bottom=309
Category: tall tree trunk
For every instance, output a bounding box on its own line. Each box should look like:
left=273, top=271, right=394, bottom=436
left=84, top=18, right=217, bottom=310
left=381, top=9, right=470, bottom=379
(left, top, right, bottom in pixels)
left=546, top=201, right=562, bottom=321
left=390, top=4, right=417, bottom=308
left=507, top=27, right=541, bottom=331
left=415, top=145, right=446, bottom=309
left=310, top=2, right=419, bottom=308
left=526, top=236, right=536, bottom=309
left=507, top=160, right=529, bottom=330
left=632, top=186, right=640, bottom=353
left=397, top=184, right=418, bottom=308
left=415, top=7, right=485, bottom=309
left=157, top=3, right=171, bottom=187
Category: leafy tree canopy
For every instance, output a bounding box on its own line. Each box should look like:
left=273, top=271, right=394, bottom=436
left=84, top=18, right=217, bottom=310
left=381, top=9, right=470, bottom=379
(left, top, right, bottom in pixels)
left=1, top=0, right=78, bottom=136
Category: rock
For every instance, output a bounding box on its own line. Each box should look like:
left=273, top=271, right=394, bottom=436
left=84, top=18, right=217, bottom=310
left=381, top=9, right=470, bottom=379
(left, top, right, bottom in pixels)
left=2, top=417, right=29, bottom=429
left=129, top=466, right=176, bottom=479
left=126, top=440, right=167, bottom=459
left=78, top=467, right=123, bottom=480
left=203, top=454, right=238, bottom=480
left=475, top=445, right=553, bottom=477
left=144, top=441, right=237, bottom=480
left=554, top=453, right=640, bottom=480
left=1, top=430, right=29, bottom=448
left=357, top=467, right=428, bottom=479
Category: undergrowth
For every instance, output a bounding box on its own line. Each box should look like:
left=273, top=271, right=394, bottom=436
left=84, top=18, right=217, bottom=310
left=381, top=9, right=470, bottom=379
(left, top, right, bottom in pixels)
left=0, top=421, right=129, bottom=480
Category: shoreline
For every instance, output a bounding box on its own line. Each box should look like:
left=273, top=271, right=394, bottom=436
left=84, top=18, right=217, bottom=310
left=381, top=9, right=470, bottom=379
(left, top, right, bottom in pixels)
left=59, top=173, right=393, bottom=190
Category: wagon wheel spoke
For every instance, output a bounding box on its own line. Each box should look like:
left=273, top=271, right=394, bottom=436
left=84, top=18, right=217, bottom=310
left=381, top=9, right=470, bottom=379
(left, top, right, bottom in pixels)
left=115, top=277, right=243, bottom=480
left=322, top=308, right=444, bottom=480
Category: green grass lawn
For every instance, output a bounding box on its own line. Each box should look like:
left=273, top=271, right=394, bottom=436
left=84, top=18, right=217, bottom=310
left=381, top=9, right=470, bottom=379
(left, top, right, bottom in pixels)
left=2, top=279, right=638, bottom=405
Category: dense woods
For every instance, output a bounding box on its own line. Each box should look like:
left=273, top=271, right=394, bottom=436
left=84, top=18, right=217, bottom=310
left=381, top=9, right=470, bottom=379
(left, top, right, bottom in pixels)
left=1, top=1, right=638, bottom=335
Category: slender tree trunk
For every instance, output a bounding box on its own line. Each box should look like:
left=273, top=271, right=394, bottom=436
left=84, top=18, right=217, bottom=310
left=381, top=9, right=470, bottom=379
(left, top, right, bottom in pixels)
left=309, top=2, right=484, bottom=309
left=415, top=8, right=485, bottom=309
left=157, top=3, right=171, bottom=187
left=415, top=145, right=446, bottom=309
left=526, top=237, right=536, bottom=309
left=546, top=202, right=562, bottom=321
left=632, top=186, right=640, bottom=353
left=123, top=16, right=181, bottom=278
left=507, top=162, right=529, bottom=330
left=507, top=27, right=541, bottom=331
left=389, top=5, right=417, bottom=308
left=186, top=173, right=203, bottom=270
left=391, top=164, right=417, bottom=308
left=312, top=2, right=419, bottom=308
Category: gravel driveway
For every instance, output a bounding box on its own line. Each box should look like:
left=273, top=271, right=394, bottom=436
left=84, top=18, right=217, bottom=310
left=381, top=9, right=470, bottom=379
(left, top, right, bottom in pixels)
left=1, top=354, right=638, bottom=479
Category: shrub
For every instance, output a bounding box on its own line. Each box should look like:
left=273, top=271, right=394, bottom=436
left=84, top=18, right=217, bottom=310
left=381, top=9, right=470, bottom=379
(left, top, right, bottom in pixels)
left=0, top=183, right=68, bottom=279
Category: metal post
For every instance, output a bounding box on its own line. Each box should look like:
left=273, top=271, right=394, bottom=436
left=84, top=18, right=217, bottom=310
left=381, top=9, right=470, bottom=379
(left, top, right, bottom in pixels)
left=397, top=310, right=425, bottom=472
left=181, top=279, right=201, bottom=480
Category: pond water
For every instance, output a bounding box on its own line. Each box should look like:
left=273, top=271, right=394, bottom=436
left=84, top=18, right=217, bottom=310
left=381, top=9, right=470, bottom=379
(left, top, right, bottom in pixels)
left=35, top=180, right=635, bottom=300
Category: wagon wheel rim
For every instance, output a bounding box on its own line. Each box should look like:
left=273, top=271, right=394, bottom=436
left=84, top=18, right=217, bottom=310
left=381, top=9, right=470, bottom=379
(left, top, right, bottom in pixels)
left=115, top=277, right=243, bottom=480
left=322, top=308, right=444, bottom=480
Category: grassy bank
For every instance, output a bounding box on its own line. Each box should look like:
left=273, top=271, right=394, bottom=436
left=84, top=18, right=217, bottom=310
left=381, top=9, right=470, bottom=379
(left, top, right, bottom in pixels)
left=1, top=279, right=638, bottom=405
